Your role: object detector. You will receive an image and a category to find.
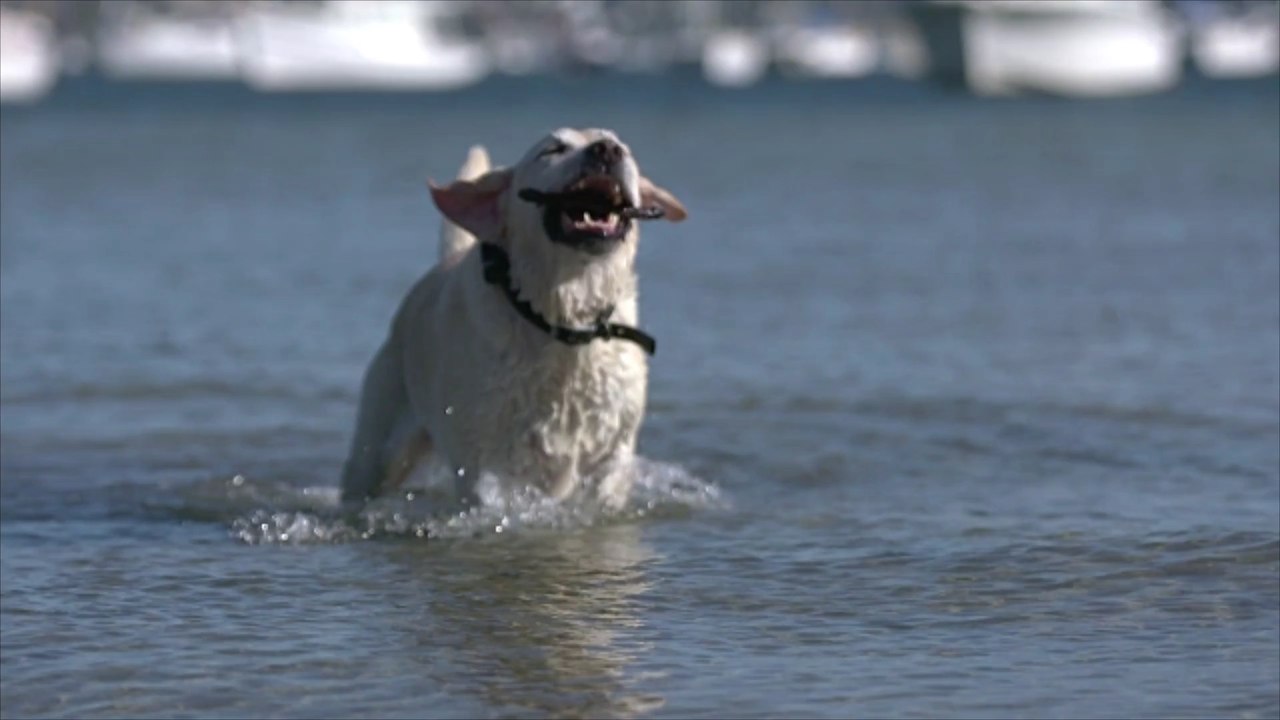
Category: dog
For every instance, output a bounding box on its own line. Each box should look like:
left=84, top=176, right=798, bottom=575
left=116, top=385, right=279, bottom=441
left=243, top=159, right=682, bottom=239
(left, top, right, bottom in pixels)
left=340, top=128, right=686, bottom=508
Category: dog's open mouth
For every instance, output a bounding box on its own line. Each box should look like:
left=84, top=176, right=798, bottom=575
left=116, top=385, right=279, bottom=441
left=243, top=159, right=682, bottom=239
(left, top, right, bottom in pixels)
left=519, top=176, right=636, bottom=254
left=556, top=175, right=629, bottom=240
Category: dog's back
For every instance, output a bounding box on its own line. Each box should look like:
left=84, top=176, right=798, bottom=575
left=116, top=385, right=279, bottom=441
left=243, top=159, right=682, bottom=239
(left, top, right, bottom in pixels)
left=437, top=145, right=491, bottom=262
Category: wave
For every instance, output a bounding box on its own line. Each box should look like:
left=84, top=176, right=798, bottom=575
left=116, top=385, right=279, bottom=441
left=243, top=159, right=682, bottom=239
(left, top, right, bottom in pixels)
left=156, top=457, right=726, bottom=545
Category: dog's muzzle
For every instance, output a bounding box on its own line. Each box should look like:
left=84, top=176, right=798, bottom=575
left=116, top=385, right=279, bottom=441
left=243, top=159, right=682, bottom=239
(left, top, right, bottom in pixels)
left=519, top=163, right=665, bottom=255
left=516, top=174, right=630, bottom=255
left=519, top=138, right=661, bottom=255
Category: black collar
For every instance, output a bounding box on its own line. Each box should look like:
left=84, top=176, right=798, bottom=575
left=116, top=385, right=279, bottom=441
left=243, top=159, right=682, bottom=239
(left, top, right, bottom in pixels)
left=479, top=243, right=656, bottom=356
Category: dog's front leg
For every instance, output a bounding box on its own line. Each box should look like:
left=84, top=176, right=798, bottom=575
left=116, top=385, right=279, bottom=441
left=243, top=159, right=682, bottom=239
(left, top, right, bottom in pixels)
left=340, top=339, right=410, bottom=503
left=545, top=461, right=579, bottom=502
left=593, top=454, right=636, bottom=511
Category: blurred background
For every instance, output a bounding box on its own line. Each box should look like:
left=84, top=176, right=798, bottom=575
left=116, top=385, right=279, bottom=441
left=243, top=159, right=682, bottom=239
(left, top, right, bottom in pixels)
left=1, top=0, right=1278, bottom=99
left=2, top=2, right=1279, bottom=719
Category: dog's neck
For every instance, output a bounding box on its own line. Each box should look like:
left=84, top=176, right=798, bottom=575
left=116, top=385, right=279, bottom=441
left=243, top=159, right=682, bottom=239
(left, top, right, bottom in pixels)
left=503, top=235, right=638, bottom=328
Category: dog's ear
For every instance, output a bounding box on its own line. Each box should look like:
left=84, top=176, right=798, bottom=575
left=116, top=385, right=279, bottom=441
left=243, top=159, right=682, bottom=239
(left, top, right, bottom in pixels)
left=640, top=176, right=688, bottom=222
left=429, top=168, right=513, bottom=239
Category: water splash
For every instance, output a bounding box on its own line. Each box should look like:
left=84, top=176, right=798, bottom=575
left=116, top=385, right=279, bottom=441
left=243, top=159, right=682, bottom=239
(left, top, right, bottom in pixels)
left=216, top=457, right=723, bottom=546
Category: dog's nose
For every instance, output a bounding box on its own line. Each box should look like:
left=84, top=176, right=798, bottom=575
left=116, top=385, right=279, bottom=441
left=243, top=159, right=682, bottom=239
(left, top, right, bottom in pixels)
left=586, top=139, right=625, bottom=166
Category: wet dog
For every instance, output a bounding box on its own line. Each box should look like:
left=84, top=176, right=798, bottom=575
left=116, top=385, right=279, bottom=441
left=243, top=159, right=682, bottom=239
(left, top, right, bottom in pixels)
left=341, top=129, right=686, bottom=507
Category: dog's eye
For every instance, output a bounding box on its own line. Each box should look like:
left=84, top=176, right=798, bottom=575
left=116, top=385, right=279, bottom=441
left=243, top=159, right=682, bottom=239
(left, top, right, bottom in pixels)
left=538, top=141, right=569, bottom=158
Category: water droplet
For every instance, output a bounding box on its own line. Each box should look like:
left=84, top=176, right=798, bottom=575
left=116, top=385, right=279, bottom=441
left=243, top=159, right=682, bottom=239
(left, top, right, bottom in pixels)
left=231, top=474, right=245, bottom=487
left=455, top=466, right=467, bottom=478
left=280, top=533, right=289, bottom=542
left=405, top=492, right=416, bottom=501
left=444, top=406, right=454, bottom=416
left=494, top=525, right=504, bottom=533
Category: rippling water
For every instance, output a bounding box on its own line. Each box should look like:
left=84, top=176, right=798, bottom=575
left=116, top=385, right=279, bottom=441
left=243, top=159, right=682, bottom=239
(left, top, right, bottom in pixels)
left=2, top=76, right=1277, bottom=719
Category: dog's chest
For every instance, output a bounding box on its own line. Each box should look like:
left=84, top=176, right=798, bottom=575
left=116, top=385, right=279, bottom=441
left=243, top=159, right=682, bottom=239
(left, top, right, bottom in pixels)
left=474, top=343, right=646, bottom=474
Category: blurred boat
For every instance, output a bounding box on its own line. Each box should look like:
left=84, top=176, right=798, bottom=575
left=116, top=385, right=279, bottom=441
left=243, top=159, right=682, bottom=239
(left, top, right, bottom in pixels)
left=239, top=0, right=489, bottom=92
left=1183, top=0, right=1280, bottom=79
left=592, top=0, right=703, bottom=74
left=700, top=1, right=771, bottom=88
left=771, top=1, right=883, bottom=81
left=0, top=6, right=60, bottom=104
left=703, top=30, right=770, bottom=87
left=476, top=0, right=570, bottom=76
left=916, top=0, right=1183, bottom=97
left=775, top=25, right=879, bottom=79
left=96, top=2, right=241, bottom=81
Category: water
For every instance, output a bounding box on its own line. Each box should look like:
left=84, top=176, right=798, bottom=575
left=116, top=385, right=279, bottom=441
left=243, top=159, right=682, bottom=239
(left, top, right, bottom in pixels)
left=2, top=75, right=1277, bottom=719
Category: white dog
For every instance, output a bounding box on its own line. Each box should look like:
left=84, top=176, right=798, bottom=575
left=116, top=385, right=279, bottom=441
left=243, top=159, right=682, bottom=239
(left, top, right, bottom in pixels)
left=341, top=128, right=686, bottom=507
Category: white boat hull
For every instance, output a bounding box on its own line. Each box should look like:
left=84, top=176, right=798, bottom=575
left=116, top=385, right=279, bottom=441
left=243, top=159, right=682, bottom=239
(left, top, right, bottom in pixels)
left=703, top=31, right=770, bottom=88
left=0, top=8, right=59, bottom=104
left=97, top=15, right=241, bottom=81
left=239, top=4, right=489, bottom=92
left=1191, top=12, right=1280, bottom=79
left=951, top=0, right=1184, bottom=97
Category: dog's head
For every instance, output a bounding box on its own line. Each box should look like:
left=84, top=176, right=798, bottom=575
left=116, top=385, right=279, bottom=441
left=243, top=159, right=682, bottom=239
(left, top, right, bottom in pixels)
left=430, top=128, right=686, bottom=258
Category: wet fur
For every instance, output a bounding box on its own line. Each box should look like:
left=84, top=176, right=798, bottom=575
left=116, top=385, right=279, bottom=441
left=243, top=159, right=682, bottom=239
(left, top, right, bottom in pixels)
left=340, top=129, right=684, bottom=507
